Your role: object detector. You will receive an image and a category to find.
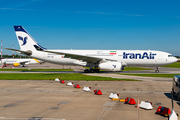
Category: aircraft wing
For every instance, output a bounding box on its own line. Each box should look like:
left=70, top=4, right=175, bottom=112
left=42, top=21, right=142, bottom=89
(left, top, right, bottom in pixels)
left=5, top=48, right=32, bottom=56
left=19, top=61, right=30, bottom=65
left=44, top=50, right=113, bottom=63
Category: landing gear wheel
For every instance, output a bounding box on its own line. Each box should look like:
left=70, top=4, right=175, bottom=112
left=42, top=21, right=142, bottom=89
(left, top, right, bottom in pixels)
left=84, top=69, right=89, bottom=73
left=90, top=69, right=95, bottom=73
left=95, top=69, right=99, bottom=73
left=155, top=67, right=159, bottom=73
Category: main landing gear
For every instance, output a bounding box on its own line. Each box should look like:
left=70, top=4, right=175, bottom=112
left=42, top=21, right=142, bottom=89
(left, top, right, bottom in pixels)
left=155, top=67, right=159, bottom=73
left=84, top=68, right=100, bottom=73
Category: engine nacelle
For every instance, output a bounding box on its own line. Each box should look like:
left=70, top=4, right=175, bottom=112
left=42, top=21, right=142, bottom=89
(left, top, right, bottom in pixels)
left=13, top=63, right=20, bottom=67
left=99, top=62, right=122, bottom=71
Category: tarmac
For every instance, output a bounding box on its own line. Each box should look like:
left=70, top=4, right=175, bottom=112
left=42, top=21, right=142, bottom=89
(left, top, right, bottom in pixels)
left=84, top=73, right=172, bottom=81
left=0, top=80, right=178, bottom=120
left=0, top=63, right=180, bottom=120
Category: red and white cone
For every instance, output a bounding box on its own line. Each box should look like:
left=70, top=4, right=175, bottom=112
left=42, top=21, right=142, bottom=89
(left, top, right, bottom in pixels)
left=137, top=98, right=140, bottom=108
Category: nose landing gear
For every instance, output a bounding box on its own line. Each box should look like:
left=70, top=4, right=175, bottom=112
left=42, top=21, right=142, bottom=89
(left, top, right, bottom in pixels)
left=155, top=67, right=159, bottom=73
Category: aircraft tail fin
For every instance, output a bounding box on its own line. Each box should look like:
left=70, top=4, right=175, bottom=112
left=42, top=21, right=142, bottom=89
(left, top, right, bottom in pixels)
left=14, top=26, right=46, bottom=52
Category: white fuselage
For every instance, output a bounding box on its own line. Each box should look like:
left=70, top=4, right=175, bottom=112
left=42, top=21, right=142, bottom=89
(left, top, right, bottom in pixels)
left=12, top=26, right=178, bottom=70
left=30, top=49, right=177, bottom=67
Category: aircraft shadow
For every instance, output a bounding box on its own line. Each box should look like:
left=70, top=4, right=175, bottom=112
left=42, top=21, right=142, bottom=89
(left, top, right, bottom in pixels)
left=164, top=93, right=180, bottom=106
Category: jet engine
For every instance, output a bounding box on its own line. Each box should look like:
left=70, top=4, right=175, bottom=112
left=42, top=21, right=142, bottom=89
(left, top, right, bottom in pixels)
left=13, top=63, right=20, bottom=67
left=99, top=61, right=122, bottom=71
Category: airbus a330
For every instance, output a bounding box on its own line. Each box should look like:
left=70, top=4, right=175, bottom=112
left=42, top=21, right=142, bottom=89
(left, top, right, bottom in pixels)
left=5, top=26, right=178, bottom=73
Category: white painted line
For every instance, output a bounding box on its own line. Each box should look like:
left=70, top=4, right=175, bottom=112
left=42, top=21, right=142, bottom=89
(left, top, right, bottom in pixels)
left=0, top=117, right=66, bottom=120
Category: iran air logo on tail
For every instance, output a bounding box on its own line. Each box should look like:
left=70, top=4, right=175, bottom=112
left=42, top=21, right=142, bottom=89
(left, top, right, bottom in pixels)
left=18, top=36, right=27, bottom=46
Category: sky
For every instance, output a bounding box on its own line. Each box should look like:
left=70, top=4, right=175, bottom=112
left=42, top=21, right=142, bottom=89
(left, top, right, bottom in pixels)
left=0, top=0, right=180, bottom=55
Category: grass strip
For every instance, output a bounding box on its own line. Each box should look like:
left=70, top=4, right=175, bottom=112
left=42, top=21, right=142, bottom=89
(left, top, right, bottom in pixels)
left=118, top=73, right=179, bottom=78
left=162, top=62, right=180, bottom=68
left=0, top=69, right=74, bottom=71
left=122, top=67, right=152, bottom=71
left=0, top=73, right=138, bottom=81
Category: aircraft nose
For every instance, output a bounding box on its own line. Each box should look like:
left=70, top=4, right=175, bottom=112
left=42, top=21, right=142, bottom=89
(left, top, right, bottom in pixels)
left=174, top=57, right=178, bottom=62
left=168, top=56, right=178, bottom=63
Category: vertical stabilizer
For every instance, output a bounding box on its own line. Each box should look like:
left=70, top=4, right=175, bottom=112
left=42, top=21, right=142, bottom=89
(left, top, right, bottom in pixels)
left=14, top=26, right=46, bottom=52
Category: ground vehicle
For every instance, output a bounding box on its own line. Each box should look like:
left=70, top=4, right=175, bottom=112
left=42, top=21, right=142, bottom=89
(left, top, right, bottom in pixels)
left=172, top=75, right=180, bottom=100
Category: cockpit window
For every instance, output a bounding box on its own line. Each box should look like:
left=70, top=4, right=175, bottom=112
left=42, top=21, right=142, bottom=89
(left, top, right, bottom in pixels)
left=168, top=55, right=174, bottom=57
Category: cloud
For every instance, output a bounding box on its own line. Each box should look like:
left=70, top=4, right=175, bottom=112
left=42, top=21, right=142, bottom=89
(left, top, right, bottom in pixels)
left=0, top=8, right=34, bottom=11
left=0, top=0, right=43, bottom=11
left=73, top=11, right=144, bottom=17
left=126, top=14, right=144, bottom=17
left=74, top=11, right=116, bottom=15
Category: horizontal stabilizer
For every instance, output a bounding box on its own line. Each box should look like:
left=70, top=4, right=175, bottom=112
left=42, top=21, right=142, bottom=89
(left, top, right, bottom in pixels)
left=5, top=48, right=32, bottom=56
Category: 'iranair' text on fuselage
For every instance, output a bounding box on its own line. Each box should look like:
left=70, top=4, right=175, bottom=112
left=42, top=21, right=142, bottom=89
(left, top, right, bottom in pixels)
left=123, top=52, right=157, bottom=59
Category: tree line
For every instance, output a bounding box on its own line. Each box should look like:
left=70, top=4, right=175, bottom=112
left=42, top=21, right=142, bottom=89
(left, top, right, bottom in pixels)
left=1, top=54, right=29, bottom=58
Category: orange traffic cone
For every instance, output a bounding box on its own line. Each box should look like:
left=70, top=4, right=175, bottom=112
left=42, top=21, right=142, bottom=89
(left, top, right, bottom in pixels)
left=137, top=98, right=140, bottom=108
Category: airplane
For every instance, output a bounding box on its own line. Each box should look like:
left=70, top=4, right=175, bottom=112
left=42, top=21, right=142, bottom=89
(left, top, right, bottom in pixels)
left=5, top=26, right=178, bottom=73
left=0, top=58, right=44, bottom=67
